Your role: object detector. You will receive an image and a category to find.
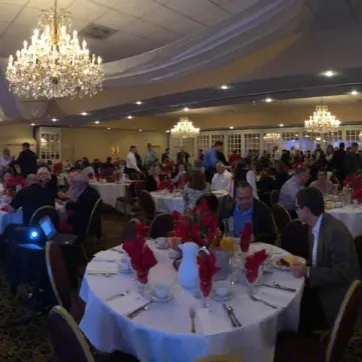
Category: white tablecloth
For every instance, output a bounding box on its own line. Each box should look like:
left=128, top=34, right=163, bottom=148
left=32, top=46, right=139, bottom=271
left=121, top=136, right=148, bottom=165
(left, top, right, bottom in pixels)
left=151, top=190, right=229, bottom=213
left=328, top=205, right=362, bottom=237
left=79, top=243, right=304, bottom=362
left=91, top=182, right=127, bottom=207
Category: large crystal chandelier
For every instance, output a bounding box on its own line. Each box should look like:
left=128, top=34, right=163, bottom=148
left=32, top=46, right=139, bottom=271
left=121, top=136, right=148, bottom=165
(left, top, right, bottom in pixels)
left=263, top=133, right=280, bottom=142
left=6, top=0, right=104, bottom=100
left=304, top=105, right=341, bottom=133
left=171, top=117, right=200, bottom=138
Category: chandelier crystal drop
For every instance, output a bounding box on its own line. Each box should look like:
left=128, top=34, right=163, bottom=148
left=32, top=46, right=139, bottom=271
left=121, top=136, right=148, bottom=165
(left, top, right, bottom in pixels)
left=6, top=0, right=104, bottom=100
left=304, top=105, right=341, bottom=134
left=171, top=117, right=200, bottom=138
left=263, top=133, right=280, bottom=142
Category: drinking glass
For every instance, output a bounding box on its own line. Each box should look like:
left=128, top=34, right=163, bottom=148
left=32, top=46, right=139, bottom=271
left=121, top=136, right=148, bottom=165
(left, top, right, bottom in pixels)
left=244, top=266, right=262, bottom=291
left=222, top=217, right=234, bottom=237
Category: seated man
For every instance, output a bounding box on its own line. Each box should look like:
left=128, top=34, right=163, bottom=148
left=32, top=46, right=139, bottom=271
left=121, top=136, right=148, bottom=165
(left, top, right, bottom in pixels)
left=291, top=187, right=359, bottom=332
left=8, top=173, right=55, bottom=224
left=279, top=166, right=310, bottom=218
left=211, top=161, right=233, bottom=194
left=63, top=173, right=100, bottom=237
left=219, top=181, right=276, bottom=244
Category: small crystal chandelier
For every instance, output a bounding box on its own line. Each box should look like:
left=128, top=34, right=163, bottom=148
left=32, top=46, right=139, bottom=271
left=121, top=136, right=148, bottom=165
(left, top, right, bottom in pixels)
left=304, top=105, right=341, bottom=133
left=6, top=0, right=104, bottom=100
left=263, top=133, right=280, bottom=142
left=171, top=117, right=200, bottom=138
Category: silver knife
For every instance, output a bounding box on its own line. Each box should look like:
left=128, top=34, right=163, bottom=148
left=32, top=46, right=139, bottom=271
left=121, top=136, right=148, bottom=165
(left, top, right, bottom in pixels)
left=222, top=304, right=237, bottom=328
left=127, top=302, right=152, bottom=319
left=262, top=283, right=296, bottom=292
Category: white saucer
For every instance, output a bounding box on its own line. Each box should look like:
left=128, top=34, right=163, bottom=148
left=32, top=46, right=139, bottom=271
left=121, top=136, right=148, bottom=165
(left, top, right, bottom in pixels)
left=117, top=264, right=133, bottom=274
left=211, top=290, right=233, bottom=301
left=150, top=292, right=174, bottom=302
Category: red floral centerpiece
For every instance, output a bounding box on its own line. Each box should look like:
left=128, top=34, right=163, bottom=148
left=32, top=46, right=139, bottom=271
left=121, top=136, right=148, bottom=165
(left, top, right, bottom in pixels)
left=344, top=174, right=362, bottom=202
left=100, top=168, right=116, bottom=183
left=158, top=179, right=174, bottom=193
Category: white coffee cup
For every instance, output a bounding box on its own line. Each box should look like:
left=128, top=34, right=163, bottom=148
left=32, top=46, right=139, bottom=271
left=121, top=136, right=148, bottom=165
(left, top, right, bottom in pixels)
left=154, top=283, right=170, bottom=299
left=156, top=237, right=167, bottom=248
left=213, top=281, right=230, bottom=297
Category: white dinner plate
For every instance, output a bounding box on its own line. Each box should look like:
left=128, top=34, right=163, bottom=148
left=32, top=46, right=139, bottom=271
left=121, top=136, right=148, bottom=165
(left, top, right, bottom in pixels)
left=272, top=256, right=306, bottom=271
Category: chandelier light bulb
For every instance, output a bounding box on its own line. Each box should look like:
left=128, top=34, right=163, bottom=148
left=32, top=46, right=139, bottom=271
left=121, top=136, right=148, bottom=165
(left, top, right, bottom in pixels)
left=304, top=105, right=341, bottom=134
left=263, top=133, right=280, bottom=142
left=171, top=117, right=200, bottom=138
left=6, top=0, right=104, bottom=100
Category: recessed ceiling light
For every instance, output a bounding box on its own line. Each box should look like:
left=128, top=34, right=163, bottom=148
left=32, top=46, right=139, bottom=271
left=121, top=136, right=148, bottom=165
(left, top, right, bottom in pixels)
left=229, top=126, right=234, bottom=129
left=166, top=130, right=170, bottom=133
left=351, top=90, right=359, bottom=96
left=220, top=84, right=228, bottom=90
left=51, top=118, right=58, bottom=122
left=139, top=129, right=142, bottom=132
left=322, top=70, right=336, bottom=78
left=136, top=101, right=142, bottom=105
left=30, top=123, right=35, bottom=126
left=80, top=112, right=88, bottom=116
left=265, top=97, right=273, bottom=103
left=107, top=128, right=111, bottom=130
left=279, top=123, right=284, bottom=127
left=95, top=121, right=100, bottom=124
left=127, top=115, right=133, bottom=120
left=183, top=107, right=189, bottom=112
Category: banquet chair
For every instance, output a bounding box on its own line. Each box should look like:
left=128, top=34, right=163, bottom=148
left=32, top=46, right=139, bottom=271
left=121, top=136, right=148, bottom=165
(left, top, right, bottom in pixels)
left=196, top=193, right=220, bottom=214
left=270, top=189, right=279, bottom=206
left=281, top=220, right=309, bottom=260
left=45, top=241, right=85, bottom=324
left=149, top=213, right=173, bottom=238
left=120, top=218, right=141, bottom=242
left=138, top=190, right=157, bottom=223
left=116, top=182, right=139, bottom=216
left=274, top=279, right=362, bottom=362
left=260, top=192, right=271, bottom=207
left=29, top=205, right=60, bottom=229
left=354, top=235, right=362, bottom=268
left=134, top=180, right=146, bottom=197
left=194, top=355, right=242, bottom=362
left=271, top=203, right=292, bottom=235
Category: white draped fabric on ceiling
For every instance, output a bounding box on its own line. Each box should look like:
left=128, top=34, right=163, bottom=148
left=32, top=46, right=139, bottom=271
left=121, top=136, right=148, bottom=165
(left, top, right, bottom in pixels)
left=0, top=0, right=302, bottom=119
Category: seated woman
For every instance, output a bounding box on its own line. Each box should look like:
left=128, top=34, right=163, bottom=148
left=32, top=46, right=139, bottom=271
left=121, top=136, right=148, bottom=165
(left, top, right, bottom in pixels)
left=81, top=158, right=96, bottom=179
left=309, top=167, right=333, bottom=195
left=183, top=171, right=208, bottom=211
left=171, top=163, right=189, bottom=188
left=37, top=167, right=58, bottom=199
left=145, top=164, right=167, bottom=192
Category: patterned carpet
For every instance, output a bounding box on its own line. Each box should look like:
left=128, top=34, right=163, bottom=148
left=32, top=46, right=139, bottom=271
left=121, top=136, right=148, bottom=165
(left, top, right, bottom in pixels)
left=0, top=208, right=360, bottom=361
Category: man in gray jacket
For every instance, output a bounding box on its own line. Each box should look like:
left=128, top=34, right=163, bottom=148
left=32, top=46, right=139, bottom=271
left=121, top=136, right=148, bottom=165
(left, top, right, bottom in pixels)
left=345, top=142, right=361, bottom=175
left=291, top=187, right=359, bottom=332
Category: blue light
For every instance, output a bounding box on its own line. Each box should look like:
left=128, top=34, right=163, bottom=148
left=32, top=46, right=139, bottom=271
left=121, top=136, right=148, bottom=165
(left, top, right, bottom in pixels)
left=29, top=230, right=39, bottom=240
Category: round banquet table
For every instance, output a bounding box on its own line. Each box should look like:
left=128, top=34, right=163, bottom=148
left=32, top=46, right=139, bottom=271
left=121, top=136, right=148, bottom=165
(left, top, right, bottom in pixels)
left=328, top=205, right=362, bottom=237
left=91, top=182, right=127, bottom=207
left=79, top=242, right=304, bottom=362
left=151, top=190, right=229, bottom=213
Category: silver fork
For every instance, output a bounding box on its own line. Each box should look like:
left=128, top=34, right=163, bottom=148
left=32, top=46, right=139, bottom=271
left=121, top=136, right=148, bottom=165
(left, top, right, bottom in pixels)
left=105, top=289, right=130, bottom=301
left=249, top=293, right=277, bottom=309
left=87, top=272, right=117, bottom=277
left=189, top=307, right=196, bottom=333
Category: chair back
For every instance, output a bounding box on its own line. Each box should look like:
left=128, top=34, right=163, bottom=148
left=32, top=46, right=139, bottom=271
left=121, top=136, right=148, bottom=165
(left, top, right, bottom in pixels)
left=260, top=192, right=271, bottom=207
left=85, top=198, right=102, bottom=237
left=354, top=235, right=362, bottom=267
left=270, top=189, right=279, bottom=206
left=139, top=190, right=156, bottom=219
left=29, top=205, right=60, bottom=229
left=45, top=241, right=72, bottom=310
left=271, top=203, right=292, bottom=234
left=149, top=213, right=173, bottom=238
left=49, top=306, right=95, bottom=362
left=134, top=180, right=146, bottom=197
left=120, top=218, right=141, bottom=242
left=326, top=280, right=362, bottom=362
left=129, top=173, right=139, bottom=181
left=281, top=220, right=309, bottom=259
left=196, top=193, right=220, bottom=214
left=194, top=355, right=242, bottom=362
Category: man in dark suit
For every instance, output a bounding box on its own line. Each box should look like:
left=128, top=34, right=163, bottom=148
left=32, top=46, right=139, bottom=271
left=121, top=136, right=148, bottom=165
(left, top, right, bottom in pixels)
left=291, top=187, right=359, bottom=332
left=218, top=181, right=275, bottom=244
left=333, top=142, right=346, bottom=184
left=64, top=173, right=101, bottom=237
left=13, top=142, right=37, bottom=176
left=345, top=142, right=361, bottom=176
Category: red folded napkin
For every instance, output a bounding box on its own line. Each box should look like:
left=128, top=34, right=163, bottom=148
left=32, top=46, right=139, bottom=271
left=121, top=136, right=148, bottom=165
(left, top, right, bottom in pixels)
left=244, top=249, right=267, bottom=284
left=1, top=206, right=10, bottom=212
left=240, top=222, right=252, bottom=253
left=123, top=241, right=157, bottom=284
left=198, top=252, right=220, bottom=297
left=87, top=173, right=94, bottom=180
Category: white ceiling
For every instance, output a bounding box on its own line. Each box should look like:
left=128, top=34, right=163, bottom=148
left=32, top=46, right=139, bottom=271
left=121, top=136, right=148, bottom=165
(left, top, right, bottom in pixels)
left=0, top=0, right=252, bottom=62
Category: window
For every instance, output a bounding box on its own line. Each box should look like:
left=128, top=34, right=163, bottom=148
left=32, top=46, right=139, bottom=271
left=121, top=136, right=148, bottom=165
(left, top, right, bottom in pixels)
left=244, top=133, right=260, bottom=155
left=210, top=135, right=225, bottom=150
left=197, top=135, right=209, bottom=152
left=346, top=130, right=361, bottom=147
left=38, top=127, right=61, bottom=162
left=227, top=134, right=241, bottom=157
